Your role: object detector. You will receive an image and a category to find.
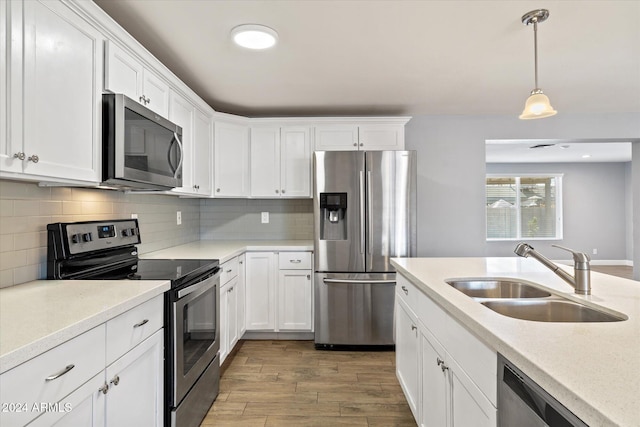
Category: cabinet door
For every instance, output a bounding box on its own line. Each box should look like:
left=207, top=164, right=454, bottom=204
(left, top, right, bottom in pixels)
left=214, top=121, right=250, bottom=197
left=227, top=276, right=239, bottom=350
left=420, top=327, right=448, bottom=427
left=280, top=126, right=312, bottom=197
left=278, top=270, right=312, bottom=330
left=219, top=282, right=229, bottom=363
left=449, top=356, right=497, bottom=427
left=0, top=0, right=9, bottom=171
left=237, top=254, right=246, bottom=336
left=395, top=298, right=419, bottom=420
left=20, top=0, right=102, bottom=181
left=314, top=125, right=359, bottom=151
left=192, top=108, right=213, bottom=195
left=141, top=68, right=169, bottom=117
left=28, top=372, right=106, bottom=427
left=245, top=252, right=277, bottom=330
left=104, top=40, right=142, bottom=102
left=358, top=124, right=404, bottom=151
left=250, top=126, right=281, bottom=197
left=169, top=90, right=194, bottom=193
left=105, top=330, right=164, bottom=427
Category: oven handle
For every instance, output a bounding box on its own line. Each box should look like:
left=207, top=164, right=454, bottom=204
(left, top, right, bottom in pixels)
left=177, top=271, right=220, bottom=299
left=323, top=278, right=396, bottom=285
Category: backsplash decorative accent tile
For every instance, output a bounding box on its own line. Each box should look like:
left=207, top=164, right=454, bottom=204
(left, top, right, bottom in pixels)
left=0, top=180, right=200, bottom=288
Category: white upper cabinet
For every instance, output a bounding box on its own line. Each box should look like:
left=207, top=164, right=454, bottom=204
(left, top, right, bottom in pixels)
left=192, top=108, right=213, bottom=195
left=0, top=0, right=103, bottom=183
left=250, top=126, right=281, bottom=197
left=314, top=121, right=407, bottom=151
left=104, top=40, right=169, bottom=117
left=214, top=120, right=250, bottom=197
left=168, top=90, right=194, bottom=194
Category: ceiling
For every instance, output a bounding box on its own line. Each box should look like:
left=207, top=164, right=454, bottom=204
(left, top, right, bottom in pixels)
left=486, top=140, right=632, bottom=163
left=93, top=1, right=640, bottom=118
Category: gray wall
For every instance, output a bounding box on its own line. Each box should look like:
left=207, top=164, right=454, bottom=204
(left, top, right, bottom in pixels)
left=405, top=112, right=640, bottom=264
left=626, top=162, right=633, bottom=262
left=486, top=162, right=628, bottom=260
left=634, top=143, right=640, bottom=279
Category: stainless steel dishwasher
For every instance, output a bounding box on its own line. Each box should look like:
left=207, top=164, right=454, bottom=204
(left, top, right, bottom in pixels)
left=498, top=354, right=588, bottom=427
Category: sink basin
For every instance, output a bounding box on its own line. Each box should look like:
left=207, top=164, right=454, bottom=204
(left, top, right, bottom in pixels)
left=446, top=279, right=552, bottom=299
left=481, top=299, right=627, bottom=323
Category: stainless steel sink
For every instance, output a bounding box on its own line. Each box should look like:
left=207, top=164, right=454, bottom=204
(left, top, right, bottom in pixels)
left=446, top=279, right=552, bottom=299
left=481, top=299, right=627, bottom=323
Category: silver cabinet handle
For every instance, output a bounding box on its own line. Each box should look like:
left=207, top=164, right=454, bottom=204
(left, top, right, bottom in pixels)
left=45, top=364, right=75, bottom=381
left=145, top=97, right=151, bottom=105
left=98, top=383, right=109, bottom=394
left=110, top=375, right=120, bottom=386
left=401, top=286, right=408, bottom=295
left=289, top=260, right=302, bottom=264
left=133, top=319, right=149, bottom=328
left=436, top=357, right=448, bottom=371
left=13, top=152, right=25, bottom=160
left=437, top=357, right=445, bottom=366
left=27, top=154, right=39, bottom=163
left=226, top=269, right=232, bottom=273
left=139, top=96, right=145, bottom=103
left=411, top=325, right=417, bottom=331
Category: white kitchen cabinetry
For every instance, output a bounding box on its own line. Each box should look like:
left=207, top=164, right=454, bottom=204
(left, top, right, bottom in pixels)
left=278, top=252, right=313, bottom=330
left=104, top=40, right=169, bottom=117
left=250, top=126, right=312, bottom=198
left=245, top=251, right=313, bottom=333
left=314, top=122, right=406, bottom=151
left=237, top=254, right=247, bottom=336
left=1, top=0, right=103, bottom=183
left=395, top=275, right=497, bottom=427
left=214, top=121, right=250, bottom=197
left=169, top=90, right=193, bottom=193
left=0, top=295, right=164, bottom=427
left=219, top=256, right=244, bottom=364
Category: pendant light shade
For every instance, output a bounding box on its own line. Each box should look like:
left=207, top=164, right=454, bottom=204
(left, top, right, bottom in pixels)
left=519, top=9, right=557, bottom=120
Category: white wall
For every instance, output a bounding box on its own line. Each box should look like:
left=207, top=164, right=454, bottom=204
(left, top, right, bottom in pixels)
left=633, top=142, right=640, bottom=279
left=405, top=113, right=640, bottom=266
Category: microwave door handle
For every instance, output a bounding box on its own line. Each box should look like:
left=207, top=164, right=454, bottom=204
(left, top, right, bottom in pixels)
left=167, top=138, right=177, bottom=175
left=173, top=132, right=183, bottom=179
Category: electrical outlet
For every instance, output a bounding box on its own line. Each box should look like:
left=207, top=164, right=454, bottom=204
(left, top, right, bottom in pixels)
left=261, top=212, right=269, bottom=224
left=131, top=213, right=138, bottom=219
left=177, top=211, right=182, bottom=225
left=592, top=248, right=598, bottom=255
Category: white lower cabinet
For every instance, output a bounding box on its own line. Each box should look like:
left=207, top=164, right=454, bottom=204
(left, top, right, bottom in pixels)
left=219, top=255, right=245, bottom=364
left=395, top=275, right=497, bottom=427
left=0, top=295, right=164, bottom=427
left=245, top=251, right=313, bottom=333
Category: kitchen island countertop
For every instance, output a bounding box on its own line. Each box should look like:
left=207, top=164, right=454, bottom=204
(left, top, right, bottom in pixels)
left=391, top=257, right=640, bottom=427
left=0, top=279, right=169, bottom=374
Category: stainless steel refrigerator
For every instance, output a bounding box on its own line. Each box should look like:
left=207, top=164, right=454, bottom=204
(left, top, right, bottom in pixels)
left=314, top=150, right=416, bottom=348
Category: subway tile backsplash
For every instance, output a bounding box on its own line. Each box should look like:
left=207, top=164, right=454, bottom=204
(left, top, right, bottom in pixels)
left=0, top=180, right=313, bottom=288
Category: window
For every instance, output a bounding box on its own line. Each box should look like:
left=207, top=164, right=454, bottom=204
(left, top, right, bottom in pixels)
left=486, top=175, right=563, bottom=240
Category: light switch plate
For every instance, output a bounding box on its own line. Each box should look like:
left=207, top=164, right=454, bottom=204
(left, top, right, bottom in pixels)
left=261, top=212, right=269, bottom=223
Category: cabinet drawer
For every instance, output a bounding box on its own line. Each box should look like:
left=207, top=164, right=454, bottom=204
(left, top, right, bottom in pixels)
left=278, top=252, right=312, bottom=270
left=0, top=325, right=106, bottom=427
left=106, top=295, right=163, bottom=365
left=220, top=256, right=240, bottom=285
left=396, top=274, right=420, bottom=315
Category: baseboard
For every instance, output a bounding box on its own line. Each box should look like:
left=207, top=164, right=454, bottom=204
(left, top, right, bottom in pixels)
left=242, top=331, right=314, bottom=340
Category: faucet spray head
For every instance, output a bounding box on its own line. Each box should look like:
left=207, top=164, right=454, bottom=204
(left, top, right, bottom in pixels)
left=514, top=242, right=533, bottom=257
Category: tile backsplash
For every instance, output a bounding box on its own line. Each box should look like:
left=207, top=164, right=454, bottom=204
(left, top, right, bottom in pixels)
left=0, top=180, right=314, bottom=288
left=0, top=180, right=200, bottom=288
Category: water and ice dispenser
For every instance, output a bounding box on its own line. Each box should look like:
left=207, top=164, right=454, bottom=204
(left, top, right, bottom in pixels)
left=319, top=192, right=347, bottom=240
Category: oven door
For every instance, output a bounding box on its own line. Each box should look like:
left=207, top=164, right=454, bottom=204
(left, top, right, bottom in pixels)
left=172, top=273, right=220, bottom=405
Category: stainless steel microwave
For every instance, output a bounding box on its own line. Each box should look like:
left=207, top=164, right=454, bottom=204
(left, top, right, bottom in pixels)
left=102, top=93, right=183, bottom=190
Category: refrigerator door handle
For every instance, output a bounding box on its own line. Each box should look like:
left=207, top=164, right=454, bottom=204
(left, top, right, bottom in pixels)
left=359, top=170, right=366, bottom=255
left=323, top=278, right=396, bottom=285
left=367, top=170, right=373, bottom=255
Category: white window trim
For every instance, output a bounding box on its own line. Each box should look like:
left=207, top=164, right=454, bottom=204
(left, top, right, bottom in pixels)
left=486, top=173, right=564, bottom=241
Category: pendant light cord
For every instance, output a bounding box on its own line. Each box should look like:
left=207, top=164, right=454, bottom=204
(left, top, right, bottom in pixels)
left=533, top=20, right=539, bottom=89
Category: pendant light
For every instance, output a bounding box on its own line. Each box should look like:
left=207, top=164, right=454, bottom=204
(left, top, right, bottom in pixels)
left=519, top=9, right=557, bottom=120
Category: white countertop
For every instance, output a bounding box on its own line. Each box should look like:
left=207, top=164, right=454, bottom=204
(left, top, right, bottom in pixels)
left=142, top=239, right=313, bottom=263
left=391, top=257, right=640, bottom=427
left=0, top=279, right=169, bottom=374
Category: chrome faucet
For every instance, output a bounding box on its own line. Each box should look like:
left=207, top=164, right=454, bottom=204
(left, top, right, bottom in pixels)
left=514, top=243, right=591, bottom=295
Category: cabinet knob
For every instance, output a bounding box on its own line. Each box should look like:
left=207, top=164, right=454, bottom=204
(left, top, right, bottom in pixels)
left=353, top=143, right=357, bottom=146
left=98, top=383, right=109, bottom=394
left=27, top=154, right=39, bottom=163
left=275, top=189, right=279, bottom=193
left=437, top=357, right=449, bottom=371
left=139, top=95, right=146, bottom=103
left=359, top=142, right=364, bottom=146
left=13, top=152, right=25, bottom=160
left=411, top=324, right=417, bottom=331
left=281, top=189, right=285, bottom=194
left=145, top=97, right=151, bottom=104
left=401, top=286, right=408, bottom=295
left=216, top=188, right=221, bottom=192
left=307, top=274, right=311, bottom=280
left=110, top=375, right=120, bottom=386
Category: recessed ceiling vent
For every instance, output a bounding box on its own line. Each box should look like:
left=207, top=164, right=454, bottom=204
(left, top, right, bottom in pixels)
left=529, top=143, right=556, bottom=149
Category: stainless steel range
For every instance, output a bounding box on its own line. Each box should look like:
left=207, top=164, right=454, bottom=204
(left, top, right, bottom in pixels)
left=47, top=219, right=220, bottom=427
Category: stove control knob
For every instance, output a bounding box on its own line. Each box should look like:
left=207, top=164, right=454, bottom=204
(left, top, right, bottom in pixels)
left=131, top=228, right=138, bottom=236
left=82, top=233, right=93, bottom=242
left=71, top=233, right=82, bottom=244
left=121, top=229, right=131, bottom=237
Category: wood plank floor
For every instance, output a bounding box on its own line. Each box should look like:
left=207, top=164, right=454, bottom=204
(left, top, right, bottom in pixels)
left=200, top=340, right=416, bottom=427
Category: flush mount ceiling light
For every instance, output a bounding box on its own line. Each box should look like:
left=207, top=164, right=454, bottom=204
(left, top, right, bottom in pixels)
left=519, top=9, right=557, bottom=120
left=231, top=24, right=278, bottom=50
